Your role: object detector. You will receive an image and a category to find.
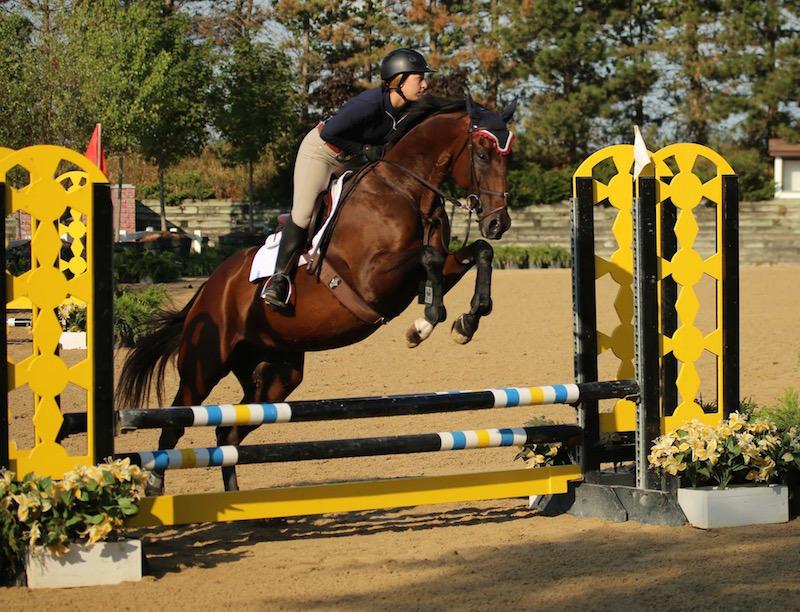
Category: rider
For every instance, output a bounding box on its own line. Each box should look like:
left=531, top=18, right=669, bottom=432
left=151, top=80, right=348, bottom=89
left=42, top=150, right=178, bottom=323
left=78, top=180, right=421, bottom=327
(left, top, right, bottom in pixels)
left=261, top=48, right=435, bottom=309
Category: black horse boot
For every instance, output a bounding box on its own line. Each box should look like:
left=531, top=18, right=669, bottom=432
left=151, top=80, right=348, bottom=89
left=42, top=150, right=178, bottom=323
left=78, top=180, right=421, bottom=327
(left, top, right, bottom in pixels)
left=261, top=218, right=308, bottom=309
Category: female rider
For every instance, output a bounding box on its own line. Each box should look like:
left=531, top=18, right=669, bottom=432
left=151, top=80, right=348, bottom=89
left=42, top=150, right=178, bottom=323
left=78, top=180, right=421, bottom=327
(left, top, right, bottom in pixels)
left=262, top=48, right=435, bottom=309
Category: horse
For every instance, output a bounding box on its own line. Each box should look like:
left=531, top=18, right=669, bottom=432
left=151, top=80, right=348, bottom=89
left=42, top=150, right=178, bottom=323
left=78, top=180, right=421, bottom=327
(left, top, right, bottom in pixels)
left=117, top=94, right=516, bottom=493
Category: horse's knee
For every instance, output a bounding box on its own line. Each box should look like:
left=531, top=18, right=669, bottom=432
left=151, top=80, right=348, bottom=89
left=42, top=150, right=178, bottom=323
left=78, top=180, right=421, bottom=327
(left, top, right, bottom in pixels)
left=474, top=240, right=494, bottom=266
left=421, top=246, right=446, bottom=269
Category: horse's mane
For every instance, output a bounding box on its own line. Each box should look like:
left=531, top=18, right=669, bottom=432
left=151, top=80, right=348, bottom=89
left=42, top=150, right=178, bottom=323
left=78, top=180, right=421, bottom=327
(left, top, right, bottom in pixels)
left=387, top=96, right=466, bottom=146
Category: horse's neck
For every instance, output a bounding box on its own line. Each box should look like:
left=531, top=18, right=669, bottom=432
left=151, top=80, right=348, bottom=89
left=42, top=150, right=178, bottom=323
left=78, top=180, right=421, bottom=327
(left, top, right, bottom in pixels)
left=388, top=114, right=465, bottom=190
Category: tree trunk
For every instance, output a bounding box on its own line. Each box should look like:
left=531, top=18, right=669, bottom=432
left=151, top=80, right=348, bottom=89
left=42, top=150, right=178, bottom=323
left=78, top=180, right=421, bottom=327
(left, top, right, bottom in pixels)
left=248, top=159, right=255, bottom=232
left=158, top=166, right=167, bottom=232
left=116, top=156, right=124, bottom=242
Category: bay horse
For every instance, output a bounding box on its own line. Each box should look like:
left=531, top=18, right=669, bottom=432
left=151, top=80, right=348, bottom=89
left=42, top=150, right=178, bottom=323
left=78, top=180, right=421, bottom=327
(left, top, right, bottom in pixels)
left=117, top=94, right=515, bottom=493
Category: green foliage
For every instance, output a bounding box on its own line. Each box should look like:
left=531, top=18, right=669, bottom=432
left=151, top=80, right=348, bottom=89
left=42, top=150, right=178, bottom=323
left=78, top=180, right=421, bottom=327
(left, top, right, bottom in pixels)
left=0, top=477, right=24, bottom=584
left=57, top=304, right=87, bottom=332
left=528, top=245, right=571, bottom=269
left=758, top=389, right=800, bottom=431
left=137, top=170, right=216, bottom=206
left=722, top=148, right=775, bottom=201
left=183, top=245, right=238, bottom=277
left=114, top=249, right=182, bottom=284
left=507, top=164, right=572, bottom=206
left=491, top=245, right=571, bottom=269
left=114, top=285, right=168, bottom=347
left=516, top=418, right=576, bottom=467
left=5, top=243, right=30, bottom=277
left=212, top=37, right=297, bottom=166
left=0, top=461, right=148, bottom=585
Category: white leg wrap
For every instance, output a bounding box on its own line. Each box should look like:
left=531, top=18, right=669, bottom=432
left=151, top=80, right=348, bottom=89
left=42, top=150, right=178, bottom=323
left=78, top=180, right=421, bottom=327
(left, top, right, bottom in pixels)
left=414, top=318, right=434, bottom=341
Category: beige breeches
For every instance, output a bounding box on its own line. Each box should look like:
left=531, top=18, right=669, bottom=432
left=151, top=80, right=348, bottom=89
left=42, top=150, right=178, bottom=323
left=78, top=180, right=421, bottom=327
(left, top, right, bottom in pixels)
left=291, top=127, right=348, bottom=229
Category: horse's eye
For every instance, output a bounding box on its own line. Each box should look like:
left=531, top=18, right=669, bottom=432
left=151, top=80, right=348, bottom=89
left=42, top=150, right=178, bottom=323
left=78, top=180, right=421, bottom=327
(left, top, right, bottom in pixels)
left=478, top=151, right=488, bottom=160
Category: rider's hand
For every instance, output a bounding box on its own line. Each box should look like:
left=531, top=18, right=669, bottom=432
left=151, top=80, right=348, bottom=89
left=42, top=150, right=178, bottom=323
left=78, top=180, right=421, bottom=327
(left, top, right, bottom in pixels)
left=362, top=144, right=385, bottom=163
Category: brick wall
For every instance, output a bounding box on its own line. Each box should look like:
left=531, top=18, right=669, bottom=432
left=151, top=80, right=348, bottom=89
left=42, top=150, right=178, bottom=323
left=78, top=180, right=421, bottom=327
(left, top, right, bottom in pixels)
left=7, top=184, right=135, bottom=240
left=112, top=184, right=136, bottom=236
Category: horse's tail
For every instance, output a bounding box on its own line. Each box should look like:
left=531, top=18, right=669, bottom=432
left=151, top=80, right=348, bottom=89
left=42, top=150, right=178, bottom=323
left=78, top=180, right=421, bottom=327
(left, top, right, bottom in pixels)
left=115, top=285, right=204, bottom=409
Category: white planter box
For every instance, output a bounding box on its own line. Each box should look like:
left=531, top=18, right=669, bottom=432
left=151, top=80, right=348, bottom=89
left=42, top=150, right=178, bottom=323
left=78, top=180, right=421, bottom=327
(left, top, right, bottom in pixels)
left=26, top=539, right=142, bottom=588
left=59, top=330, right=87, bottom=350
left=678, top=484, right=789, bottom=529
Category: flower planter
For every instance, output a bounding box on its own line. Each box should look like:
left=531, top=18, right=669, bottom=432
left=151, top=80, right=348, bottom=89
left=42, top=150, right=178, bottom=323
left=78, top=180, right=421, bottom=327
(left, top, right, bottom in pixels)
left=25, top=539, right=142, bottom=588
left=677, top=484, right=789, bottom=529
left=59, top=330, right=87, bottom=350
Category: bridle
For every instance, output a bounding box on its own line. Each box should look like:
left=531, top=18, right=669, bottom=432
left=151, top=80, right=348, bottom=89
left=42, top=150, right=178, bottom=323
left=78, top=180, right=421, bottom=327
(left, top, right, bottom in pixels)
left=377, top=116, right=512, bottom=227
left=463, top=125, right=513, bottom=224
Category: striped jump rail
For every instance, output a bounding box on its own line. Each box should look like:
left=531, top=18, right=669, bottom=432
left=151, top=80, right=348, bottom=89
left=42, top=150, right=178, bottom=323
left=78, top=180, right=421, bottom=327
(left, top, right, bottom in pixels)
left=115, top=424, right=583, bottom=471
left=117, top=380, right=638, bottom=431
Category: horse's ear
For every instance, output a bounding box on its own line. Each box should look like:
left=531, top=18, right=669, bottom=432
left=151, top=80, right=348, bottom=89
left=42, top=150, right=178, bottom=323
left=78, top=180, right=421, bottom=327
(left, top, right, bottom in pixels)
left=501, top=98, right=517, bottom=123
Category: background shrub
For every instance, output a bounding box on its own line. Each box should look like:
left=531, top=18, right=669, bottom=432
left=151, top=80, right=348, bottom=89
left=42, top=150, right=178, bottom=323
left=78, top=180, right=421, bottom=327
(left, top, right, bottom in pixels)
left=507, top=164, right=573, bottom=206
left=114, top=285, right=168, bottom=347
left=114, top=249, right=182, bottom=284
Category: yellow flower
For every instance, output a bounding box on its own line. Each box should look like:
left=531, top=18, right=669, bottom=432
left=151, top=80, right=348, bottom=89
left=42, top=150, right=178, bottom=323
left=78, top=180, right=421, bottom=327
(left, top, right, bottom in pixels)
left=547, top=446, right=559, bottom=457
left=665, top=461, right=687, bottom=475
left=13, top=493, right=38, bottom=522
left=782, top=452, right=795, bottom=462
left=28, top=522, right=42, bottom=547
left=47, top=542, right=69, bottom=557
left=728, top=412, right=747, bottom=431
left=85, top=519, right=114, bottom=544
left=83, top=465, right=104, bottom=483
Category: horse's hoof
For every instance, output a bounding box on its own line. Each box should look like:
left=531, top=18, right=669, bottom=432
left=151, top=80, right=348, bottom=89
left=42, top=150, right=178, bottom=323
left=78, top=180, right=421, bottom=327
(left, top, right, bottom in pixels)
left=406, top=318, right=434, bottom=348
left=145, top=472, right=165, bottom=497
left=451, top=317, right=472, bottom=345
left=406, top=328, right=422, bottom=348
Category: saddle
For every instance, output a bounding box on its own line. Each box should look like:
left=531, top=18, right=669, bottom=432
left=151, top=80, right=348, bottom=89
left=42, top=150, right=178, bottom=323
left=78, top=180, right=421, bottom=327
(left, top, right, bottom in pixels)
left=276, top=170, right=359, bottom=252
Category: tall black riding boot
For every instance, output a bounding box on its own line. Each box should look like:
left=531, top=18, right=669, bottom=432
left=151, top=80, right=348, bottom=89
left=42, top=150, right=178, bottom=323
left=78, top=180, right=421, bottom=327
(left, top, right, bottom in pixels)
left=261, top=219, right=308, bottom=309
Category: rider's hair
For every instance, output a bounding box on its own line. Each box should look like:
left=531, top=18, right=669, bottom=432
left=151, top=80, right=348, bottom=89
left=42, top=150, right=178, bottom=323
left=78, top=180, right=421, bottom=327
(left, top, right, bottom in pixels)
left=381, top=74, right=404, bottom=91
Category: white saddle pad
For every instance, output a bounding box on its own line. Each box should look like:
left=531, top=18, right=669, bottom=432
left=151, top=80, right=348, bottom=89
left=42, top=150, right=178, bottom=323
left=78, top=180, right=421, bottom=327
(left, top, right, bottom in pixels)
left=249, top=171, right=351, bottom=282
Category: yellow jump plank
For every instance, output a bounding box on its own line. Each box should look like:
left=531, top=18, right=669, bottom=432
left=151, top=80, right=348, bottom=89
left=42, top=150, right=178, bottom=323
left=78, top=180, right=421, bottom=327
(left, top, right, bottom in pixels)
left=128, top=465, right=583, bottom=528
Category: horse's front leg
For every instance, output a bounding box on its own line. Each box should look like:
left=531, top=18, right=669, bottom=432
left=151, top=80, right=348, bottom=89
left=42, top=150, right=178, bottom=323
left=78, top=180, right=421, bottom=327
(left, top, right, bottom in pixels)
left=406, top=245, right=447, bottom=348
left=444, top=239, right=494, bottom=345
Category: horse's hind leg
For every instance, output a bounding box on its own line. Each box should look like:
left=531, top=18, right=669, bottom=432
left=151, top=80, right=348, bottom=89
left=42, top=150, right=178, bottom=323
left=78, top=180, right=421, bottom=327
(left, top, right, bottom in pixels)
left=147, top=342, right=230, bottom=495
left=216, top=351, right=305, bottom=492
left=444, top=239, right=495, bottom=344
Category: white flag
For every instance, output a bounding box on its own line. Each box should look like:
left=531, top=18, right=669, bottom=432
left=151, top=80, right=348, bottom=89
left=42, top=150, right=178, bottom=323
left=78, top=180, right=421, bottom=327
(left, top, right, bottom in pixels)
left=633, top=125, right=652, bottom=180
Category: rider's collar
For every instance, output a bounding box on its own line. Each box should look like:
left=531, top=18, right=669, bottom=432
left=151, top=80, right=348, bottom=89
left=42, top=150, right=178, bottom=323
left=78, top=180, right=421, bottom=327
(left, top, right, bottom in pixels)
left=472, top=127, right=514, bottom=156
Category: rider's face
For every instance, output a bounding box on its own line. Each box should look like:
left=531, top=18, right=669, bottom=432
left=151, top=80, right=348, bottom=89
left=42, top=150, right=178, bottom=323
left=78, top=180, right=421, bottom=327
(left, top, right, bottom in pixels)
left=401, top=73, right=428, bottom=101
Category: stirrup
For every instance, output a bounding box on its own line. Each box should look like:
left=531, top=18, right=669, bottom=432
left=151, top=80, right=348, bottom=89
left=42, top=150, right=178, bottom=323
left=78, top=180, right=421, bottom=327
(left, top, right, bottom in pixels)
left=261, top=273, right=293, bottom=308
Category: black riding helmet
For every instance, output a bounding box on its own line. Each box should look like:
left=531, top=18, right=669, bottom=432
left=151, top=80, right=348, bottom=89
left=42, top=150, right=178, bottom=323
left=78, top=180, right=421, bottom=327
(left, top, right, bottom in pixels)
left=380, top=48, right=435, bottom=82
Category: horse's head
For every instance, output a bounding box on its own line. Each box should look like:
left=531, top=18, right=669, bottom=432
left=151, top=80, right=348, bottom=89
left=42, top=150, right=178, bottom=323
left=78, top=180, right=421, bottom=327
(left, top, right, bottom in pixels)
left=450, top=94, right=516, bottom=240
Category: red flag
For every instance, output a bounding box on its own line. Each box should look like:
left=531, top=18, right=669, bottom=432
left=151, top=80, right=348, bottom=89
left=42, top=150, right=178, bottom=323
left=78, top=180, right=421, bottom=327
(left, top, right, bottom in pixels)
left=84, top=123, right=108, bottom=175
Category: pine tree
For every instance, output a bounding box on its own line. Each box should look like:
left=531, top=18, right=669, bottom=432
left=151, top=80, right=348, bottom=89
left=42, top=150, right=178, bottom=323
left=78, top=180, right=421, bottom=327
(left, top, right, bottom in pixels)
left=713, top=0, right=800, bottom=150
